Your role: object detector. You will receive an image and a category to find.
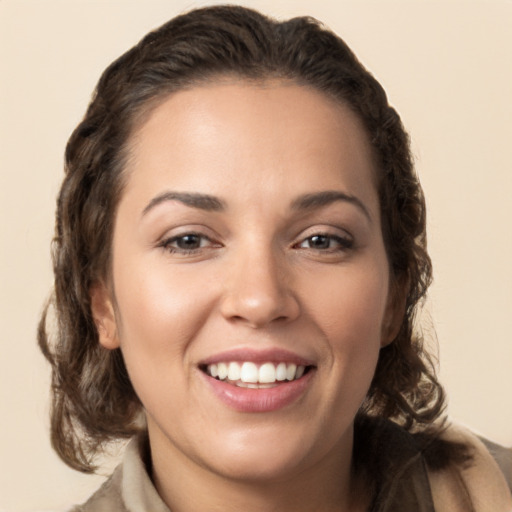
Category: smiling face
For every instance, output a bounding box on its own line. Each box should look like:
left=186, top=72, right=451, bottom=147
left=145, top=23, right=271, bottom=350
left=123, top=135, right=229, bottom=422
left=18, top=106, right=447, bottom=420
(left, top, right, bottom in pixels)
left=93, top=80, right=400, bottom=493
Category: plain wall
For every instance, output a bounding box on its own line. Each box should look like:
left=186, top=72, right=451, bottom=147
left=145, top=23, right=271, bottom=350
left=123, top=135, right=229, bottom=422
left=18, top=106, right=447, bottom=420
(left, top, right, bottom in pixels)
left=1, top=0, right=510, bottom=510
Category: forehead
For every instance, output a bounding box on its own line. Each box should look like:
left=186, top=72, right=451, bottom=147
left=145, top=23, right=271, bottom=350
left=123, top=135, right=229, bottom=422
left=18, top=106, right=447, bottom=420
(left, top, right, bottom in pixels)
left=122, top=80, right=378, bottom=214
left=131, top=79, right=371, bottom=152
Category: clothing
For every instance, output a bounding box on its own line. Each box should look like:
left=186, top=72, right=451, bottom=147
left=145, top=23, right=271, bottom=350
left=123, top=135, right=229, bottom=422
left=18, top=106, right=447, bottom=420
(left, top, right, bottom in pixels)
left=71, top=420, right=512, bottom=512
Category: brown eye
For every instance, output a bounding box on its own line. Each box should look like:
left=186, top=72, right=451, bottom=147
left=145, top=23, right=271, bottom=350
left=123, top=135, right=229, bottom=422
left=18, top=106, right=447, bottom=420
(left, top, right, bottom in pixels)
left=160, top=233, right=215, bottom=254
left=174, top=234, right=203, bottom=250
left=298, top=234, right=353, bottom=251
left=305, top=235, right=331, bottom=249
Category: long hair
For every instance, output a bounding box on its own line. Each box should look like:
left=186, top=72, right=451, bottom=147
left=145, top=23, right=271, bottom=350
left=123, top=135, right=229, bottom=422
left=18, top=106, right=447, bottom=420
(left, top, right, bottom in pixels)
left=39, top=5, right=458, bottom=472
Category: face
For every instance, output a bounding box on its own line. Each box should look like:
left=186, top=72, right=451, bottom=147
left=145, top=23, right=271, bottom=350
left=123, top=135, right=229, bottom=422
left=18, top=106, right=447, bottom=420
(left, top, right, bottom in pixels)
left=94, top=81, right=400, bottom=484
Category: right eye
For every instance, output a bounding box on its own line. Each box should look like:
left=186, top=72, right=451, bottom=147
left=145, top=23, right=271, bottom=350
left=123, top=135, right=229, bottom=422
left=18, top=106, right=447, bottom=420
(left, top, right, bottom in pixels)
left=159, top=233, right=216, bottom=254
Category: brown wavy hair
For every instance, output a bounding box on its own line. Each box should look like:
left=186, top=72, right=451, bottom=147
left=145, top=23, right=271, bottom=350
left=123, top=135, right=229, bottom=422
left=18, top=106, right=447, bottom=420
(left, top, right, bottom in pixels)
left=39, top=5, right=458, bottom=473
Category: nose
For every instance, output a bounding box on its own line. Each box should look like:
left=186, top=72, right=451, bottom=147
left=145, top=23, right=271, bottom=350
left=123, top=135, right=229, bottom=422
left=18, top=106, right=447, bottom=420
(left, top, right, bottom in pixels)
left=220, top=245, right=300, bottom=328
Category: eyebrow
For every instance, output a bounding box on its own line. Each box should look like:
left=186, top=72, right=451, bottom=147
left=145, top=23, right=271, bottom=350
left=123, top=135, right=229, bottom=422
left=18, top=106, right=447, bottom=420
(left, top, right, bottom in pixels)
left=142, top=191, right=226, bottom=217
left=141, top=189, right=371, bottom=221
left=291, top=190, right=371, bottom=221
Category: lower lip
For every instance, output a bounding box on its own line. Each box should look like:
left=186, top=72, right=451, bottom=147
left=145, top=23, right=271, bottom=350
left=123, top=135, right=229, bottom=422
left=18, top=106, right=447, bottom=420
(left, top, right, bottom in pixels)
left=201, top=370, right=314, bottom=413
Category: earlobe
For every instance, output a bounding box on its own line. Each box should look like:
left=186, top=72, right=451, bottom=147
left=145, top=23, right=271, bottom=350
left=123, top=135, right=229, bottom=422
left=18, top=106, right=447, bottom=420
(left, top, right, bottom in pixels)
left=90, top=282, right=120, bottom=350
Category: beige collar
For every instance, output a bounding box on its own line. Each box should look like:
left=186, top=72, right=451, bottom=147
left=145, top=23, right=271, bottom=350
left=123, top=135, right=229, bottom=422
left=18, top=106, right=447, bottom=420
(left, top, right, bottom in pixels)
left=428, top=424, right=512, bottom=512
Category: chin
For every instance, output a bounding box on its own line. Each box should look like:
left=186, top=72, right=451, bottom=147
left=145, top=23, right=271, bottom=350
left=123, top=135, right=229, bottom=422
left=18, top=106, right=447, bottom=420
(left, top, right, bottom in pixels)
left=194, top=423, right=331, bottom=484
left=210, top=447, right=309, bottom=483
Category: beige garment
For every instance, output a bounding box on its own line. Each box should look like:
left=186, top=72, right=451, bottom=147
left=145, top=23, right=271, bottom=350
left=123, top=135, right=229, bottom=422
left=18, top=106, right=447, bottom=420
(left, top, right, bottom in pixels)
left=72, top=423, right=512, bottom=512
left=71, top=435, right=167, bottom=512
left=428, top=425, right=512, bottom=512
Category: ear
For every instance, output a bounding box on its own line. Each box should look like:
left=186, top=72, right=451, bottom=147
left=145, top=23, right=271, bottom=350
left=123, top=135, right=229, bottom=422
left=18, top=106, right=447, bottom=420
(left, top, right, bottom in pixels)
left=90, top=282, right=120, bottom=350
left=381, top=276, right=408, bottom=347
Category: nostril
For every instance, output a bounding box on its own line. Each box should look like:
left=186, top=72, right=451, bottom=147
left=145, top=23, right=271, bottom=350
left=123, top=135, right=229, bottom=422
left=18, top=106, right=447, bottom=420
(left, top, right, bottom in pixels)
left=219, top=267, right=300, bottom=327
left=221, top=302, right=300, bottom=329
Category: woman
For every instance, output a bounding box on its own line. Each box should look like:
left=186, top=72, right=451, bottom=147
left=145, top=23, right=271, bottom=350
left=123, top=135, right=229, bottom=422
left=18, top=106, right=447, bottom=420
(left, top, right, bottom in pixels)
left=38, top=5, right=512, bottom=511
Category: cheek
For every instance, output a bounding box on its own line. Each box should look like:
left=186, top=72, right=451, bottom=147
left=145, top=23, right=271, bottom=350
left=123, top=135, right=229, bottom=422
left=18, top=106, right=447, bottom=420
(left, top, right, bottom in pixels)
left=303, top=262, right=389, bottom=384
left=111, top=262, right=218, bottom=424
left=116, top=256, right=203, bottom=331
left=304, top=262, right=389, bottom=340
left=111, top=258, right=217, bottom=381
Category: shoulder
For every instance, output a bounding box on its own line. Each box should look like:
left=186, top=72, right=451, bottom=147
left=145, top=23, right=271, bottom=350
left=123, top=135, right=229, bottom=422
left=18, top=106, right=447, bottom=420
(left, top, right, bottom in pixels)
left=69, top=465, right=126, bottom=512
left=69, top=434, right=170, bottom=512
left=427, top=424, right=512, bottom=512
left=354, top=416, right=512, bottom=512
left=479, top=436, right=512, bottom=492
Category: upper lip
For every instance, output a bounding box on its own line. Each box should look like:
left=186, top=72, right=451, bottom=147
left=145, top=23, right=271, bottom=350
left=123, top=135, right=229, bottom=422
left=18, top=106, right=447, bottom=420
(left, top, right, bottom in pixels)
left=199, top=348, right=316, bottom=367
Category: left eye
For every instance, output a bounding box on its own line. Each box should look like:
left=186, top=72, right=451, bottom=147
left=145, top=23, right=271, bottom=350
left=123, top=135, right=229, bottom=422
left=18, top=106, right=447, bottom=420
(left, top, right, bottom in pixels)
left=297, top=234, right=352, bottom=250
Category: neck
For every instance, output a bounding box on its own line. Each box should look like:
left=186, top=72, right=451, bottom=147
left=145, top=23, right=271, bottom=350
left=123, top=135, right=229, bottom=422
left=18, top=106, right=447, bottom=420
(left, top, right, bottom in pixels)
left=148, top=424, right=369, bottom=512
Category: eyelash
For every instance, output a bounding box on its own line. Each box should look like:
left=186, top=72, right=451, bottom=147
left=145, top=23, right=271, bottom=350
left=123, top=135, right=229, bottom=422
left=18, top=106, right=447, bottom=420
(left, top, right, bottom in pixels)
left=294, top=233, right=354, bottom=252
left=158, top=231, right=353, bottom=256
left=158, top=232, right=217, bottom=255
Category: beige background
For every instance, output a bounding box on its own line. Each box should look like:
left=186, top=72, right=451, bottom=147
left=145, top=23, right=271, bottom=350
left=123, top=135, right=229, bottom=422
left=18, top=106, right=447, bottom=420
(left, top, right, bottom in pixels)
left=1, top=0, right=511, bottom=510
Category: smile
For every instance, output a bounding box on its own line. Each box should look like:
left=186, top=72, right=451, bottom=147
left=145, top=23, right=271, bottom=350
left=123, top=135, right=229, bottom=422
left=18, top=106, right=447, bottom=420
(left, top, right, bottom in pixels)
left=204, top=361, right=308, bottom=387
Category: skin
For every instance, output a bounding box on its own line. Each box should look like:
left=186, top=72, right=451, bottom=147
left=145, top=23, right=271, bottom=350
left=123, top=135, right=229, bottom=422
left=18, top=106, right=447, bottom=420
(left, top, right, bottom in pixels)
left=92, top=81, right=403, bottom=512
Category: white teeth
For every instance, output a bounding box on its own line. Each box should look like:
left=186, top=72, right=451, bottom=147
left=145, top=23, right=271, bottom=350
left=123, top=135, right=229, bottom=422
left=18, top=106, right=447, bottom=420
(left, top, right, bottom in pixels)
left=209, top=364, right=219, bottom=378
left=240, top=362, right=258, bottom=383
left=205, top=361, right=308, bottom=384
left=258, top=362, right=276, bottom=383
left=228, top=362, right=241, bottom=381
left=286, top=363, right=297, bottom=381
left=276, top=362, right=287, bottom=381
left=217, top=362, right=228, bottom=380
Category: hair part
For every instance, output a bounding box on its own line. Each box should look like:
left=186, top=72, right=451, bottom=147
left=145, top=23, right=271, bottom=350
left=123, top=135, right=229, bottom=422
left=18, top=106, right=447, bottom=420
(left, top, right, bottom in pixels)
left=39, top=4, right=463, bottom=473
